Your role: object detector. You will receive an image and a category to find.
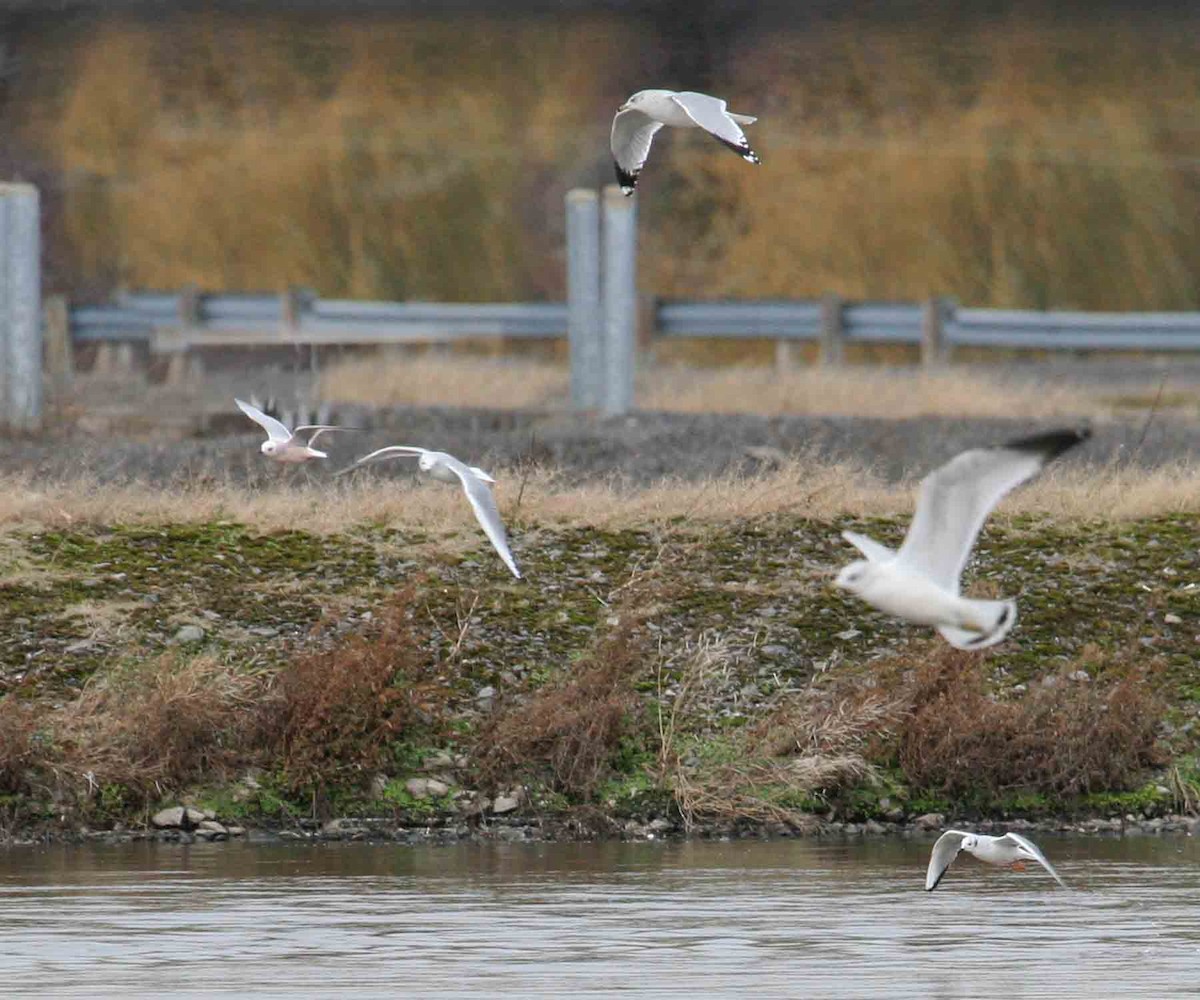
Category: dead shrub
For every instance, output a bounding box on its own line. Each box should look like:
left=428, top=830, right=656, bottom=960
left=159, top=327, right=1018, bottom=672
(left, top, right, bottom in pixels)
left=62, top=654, right=261, bottom=797
left=258, top=587, right=448, bottom=795
left=473, top=623, right=647, bottom=801
left=894, top=647, right=1165, bottom=800
left=0, top=697, right=43, bottom=796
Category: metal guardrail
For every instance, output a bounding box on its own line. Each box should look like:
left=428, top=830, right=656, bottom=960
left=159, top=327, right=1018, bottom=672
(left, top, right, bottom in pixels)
left=70, top=291, right=568, bottom=347
left=76, top=295, right=1200, bottom=353
left=656, top=298, right=1200, bottom=357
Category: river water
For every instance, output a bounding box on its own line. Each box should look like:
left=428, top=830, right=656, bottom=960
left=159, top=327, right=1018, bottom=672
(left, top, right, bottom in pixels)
left=1, top=835, right=1198, bottom=998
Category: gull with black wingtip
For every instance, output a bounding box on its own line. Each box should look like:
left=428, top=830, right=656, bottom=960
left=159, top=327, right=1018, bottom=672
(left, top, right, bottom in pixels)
left=834, top=428, right=1091, bottom=649
left=611, top=89, right=760, bottom=195
left=926, top=829, right=1069, bottom=891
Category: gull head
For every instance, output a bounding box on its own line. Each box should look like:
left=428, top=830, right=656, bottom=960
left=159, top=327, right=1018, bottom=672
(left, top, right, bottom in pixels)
left=833, top=560, right=872, bottom=594
left=417, top=452, right=437, bottom=474
left=261, top=440, right=279, bottom=457
left=960, top=834, right=979, bottom=853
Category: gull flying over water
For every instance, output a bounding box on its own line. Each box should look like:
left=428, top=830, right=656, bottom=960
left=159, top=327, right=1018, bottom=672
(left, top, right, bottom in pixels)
left=235, top=398, right=351, bottom=463
left=926, top=830, right=1068, bottom=891
left=339, top=446, right=521, bottom=579
left=611, top=89, right=760, bottom=195
left=834, top=428, right=1090, bottom=649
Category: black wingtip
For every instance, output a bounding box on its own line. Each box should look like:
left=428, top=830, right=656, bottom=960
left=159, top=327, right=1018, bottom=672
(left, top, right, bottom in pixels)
left=614, top=162, right=639, bottom=195
left=714, top=136, right=762, bottom=165
left=1004, top=427, right=1092, bottom=462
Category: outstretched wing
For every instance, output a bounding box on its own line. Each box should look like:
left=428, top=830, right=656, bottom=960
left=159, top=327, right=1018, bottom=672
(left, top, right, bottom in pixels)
left=333, top=445, right=426, bottom=477
left=841, top=530, right=896, bottom=564
left=1004, top=833, right=1069, bottom=889
left=293, top=425, right=354, bottom=448
left=235, top=398, right=292, bottom=443
left=611, top=107, right=664, bottom=194
left=925, top=830, right=973, bottom=891
left=896, top=429, right=1090, bottom=593
left=443, top=457, right=522, bottom=580
left=670, top=92, right=761, bottom=164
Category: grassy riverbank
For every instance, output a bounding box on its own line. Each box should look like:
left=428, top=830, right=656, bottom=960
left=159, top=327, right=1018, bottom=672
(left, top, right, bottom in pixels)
left=0, top=470, right=1196, bottom=842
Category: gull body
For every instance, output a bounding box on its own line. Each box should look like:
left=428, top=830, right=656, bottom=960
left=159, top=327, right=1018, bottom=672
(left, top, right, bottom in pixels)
left=611, top=89, right=760, bottom=195
left=235, top=398, right=351, bottom=464
left=926, top=829, right=1068, bottom=891
left=834, top=428, right=1090, bottom=649
left=339, top=446, right=520, bottom=579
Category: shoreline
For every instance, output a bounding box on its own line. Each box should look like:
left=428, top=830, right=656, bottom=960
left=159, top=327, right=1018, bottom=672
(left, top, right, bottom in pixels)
left=6, top=809, right=1197, bottom=850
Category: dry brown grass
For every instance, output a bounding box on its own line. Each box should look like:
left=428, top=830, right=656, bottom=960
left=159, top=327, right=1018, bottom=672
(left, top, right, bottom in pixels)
left=320, top=355, right=568, bottom=410
left=320, top=355, right=1107, bottom=421
left=0, top=453, right=1195, bottom=540
left=472, top=623, right=647, bottom=801
left=653, top=630, right=900, bottom=828
left=641, top=364, right=1101, bottom=419
left=11, top=13, right=1200, bottom=310
left=653, top=21, right=1200, bottom=310
left=31, top=14, right=630, bottom=299
left=61, top=654, right=262, bottom=795
left=890, top=646, right=1166, bottom=799
left=0, top=698, right=42, bottom=796
left=258, top=588, right=449, bottom=795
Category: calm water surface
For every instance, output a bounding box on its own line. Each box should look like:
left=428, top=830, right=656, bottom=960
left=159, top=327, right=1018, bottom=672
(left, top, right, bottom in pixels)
left=1, top=835, right=1198, bottom=998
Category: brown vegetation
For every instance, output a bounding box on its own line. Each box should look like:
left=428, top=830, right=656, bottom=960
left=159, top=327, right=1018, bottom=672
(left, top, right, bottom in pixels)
left=891, top=646, right=1166, bottom=800
left=0, top=451, right=1196, bottom=540
left=12, top=12, right=1200, bottom=309
left=258, top=588, right=449, bottom=795
left=0, top=698, right=41, bottom=797
left=61, top=654, right=261, bottom=795
left=472, top=623, right=648, bottom=801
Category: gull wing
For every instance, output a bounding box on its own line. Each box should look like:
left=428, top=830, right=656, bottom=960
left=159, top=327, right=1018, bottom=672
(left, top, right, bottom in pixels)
left=1003, top=833, right=1069, bottom=889
left=334, top=445, right=426, bottom=477
left=293, top=425, right=354, bottom=448
left=611, top=107, right=664, bottom=194
left=895, top=429, right=1090, bottom=593
left=925, top=830, right=974, bottom=891
left=670, top=92, right=761, bottom=163
left=468, top=466, right=496, bottom=484
left=235, top=398, right=292, bottom=443
left=443, top=456, right=522, bottom=580
left=841, top=530, right=896, bottom=564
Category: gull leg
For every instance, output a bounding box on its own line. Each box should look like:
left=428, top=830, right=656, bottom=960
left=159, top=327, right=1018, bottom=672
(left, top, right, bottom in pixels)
left=1010, top=860, right=1027, bottom=872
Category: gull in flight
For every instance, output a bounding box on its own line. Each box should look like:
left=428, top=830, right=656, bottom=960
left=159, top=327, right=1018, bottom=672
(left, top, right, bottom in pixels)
left=926, top=830, right=1068, bottom=891
left=834, top=428, right=1090, bottom=649
left=235, top=398, right=351, bottom=463
left=611, top=89, right=760, bottom=195
left=339, top=446, right=521, bottom=579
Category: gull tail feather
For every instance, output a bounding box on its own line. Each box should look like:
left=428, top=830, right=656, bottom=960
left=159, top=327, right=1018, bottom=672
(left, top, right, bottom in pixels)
left=937, top=599, right=1018, bottom=651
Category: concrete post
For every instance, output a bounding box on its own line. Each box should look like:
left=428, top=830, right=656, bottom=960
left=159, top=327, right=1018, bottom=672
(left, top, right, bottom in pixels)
left=0, top=184, right=42, bottom=430
left=601, top=185, right=636, bottom=416
left=566, top=189, right=602, bottom=410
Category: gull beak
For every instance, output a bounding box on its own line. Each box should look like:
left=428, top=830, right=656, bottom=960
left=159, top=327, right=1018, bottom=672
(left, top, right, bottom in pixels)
left=618, top=102, right=630, bottom=112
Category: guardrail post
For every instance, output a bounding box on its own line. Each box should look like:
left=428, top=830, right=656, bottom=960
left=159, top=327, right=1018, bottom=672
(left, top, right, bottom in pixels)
left=921, top=296, right=949, bottom=366
left=166, top=284, right=203, bottom=384
left=775, top=337, right=801, bottom=371
left=601, top=184, right=636, bottom=416
left=818, top=293, right=844, bottom=366
left=43, top=294, right=73, bottom=389
left=0, top=183, right=42, bottom=430
left=566, top=188, right=602, bottom=410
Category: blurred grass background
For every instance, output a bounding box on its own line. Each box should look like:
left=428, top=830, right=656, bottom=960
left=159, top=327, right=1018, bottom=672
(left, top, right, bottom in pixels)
left=4, top=4, right=1200, bottom=309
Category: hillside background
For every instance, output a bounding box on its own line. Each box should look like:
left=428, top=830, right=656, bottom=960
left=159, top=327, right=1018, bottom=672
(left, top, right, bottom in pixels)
left=2, top=1, right=1199, bottom=309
